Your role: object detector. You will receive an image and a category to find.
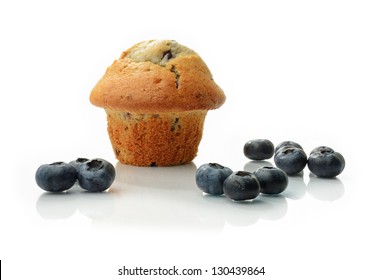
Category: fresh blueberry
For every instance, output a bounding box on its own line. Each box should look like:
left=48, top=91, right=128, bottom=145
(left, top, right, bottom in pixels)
left=35, top=162, right=77, bottom=192
left=274, top=147, right=307, bottom=175
left=223, top=171, right=261, bottom=201
left=310, top=146, right=334, bottom=155
left=254, top=166, right=288, bottom=195
left=77, top=159, right=116, bottom=192
left=308, top=146, right=345, bottom=178
left=195, top=163, right=233, bottom=195
left=244, top=139, right=274, bottom=160
left=275, top=141, right=303, bottom=154
left=69, top=158, right=89, bottom=173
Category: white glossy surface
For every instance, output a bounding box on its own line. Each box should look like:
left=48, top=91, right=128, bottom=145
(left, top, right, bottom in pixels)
left=1, top=0, right=382, bottom=279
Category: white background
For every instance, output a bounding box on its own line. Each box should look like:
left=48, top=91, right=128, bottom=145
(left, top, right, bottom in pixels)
left=1, top=0, right=381, bottom=279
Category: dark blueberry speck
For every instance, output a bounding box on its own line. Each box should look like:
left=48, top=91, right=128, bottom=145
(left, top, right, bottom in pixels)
left=162, top=50, right=173, bottom=60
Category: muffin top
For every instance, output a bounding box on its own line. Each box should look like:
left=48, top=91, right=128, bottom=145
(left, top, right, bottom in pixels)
left=90, top=40, right=225, bottom=113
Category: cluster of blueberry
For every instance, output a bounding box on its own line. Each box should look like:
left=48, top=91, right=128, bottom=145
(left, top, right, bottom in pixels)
left=35, top=158, right=116, bottom=193
left=196, top=163, right=288, bottom=201
left=244, top=139, right=345, bottom=178
left=195, top=139, right=345, bottom=202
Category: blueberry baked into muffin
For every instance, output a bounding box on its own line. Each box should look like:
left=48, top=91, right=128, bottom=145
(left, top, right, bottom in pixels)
left=90, top=40, right=225, bottom=166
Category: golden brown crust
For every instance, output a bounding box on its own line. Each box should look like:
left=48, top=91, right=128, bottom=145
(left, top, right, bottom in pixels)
left=106, top=110, right=207, bottom=166
left=90, top=40, right=225, bottom=113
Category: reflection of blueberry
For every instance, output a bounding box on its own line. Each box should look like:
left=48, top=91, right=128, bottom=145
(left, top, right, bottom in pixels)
left=308, top=146, right=345, bottom=178
left=36, top=192, right=77, bottom=219
left=35, top=162, right=77, bottom=192
left=223, top=171, right=261, bottom=201
left=69, top=158, right=89, bottom=173
left=77, top=192, right=115, bottom=219
left=274, top=147, right=307, bottom=175
left=282, top=176, right=307, bottom=200
left=78, top=159, right=116, bottom=192
left=254, top=166, right=288, bottom=194
left=195, top=163, right=233, bottom=195
left=244, top=139, right=274, bottom=160
left=257, top=195, right=288, bottom=221
left=275, top=141, right=303, bottom=154
left=307, top=176, right=345, bottom=201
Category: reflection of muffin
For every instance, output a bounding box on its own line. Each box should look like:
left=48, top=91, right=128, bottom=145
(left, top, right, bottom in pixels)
left=90, top=40, right=225, bottom=166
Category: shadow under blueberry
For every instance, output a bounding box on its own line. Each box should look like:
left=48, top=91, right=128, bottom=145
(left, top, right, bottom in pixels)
left=96, top=162, right=213, bottom=229
left=307, top=174, right=345, bottom=201
left=222, top=195, right=289, bottom=227
left=35, top=160, right=299, bottom=229
left=35, top=183, right=115, bottom=220
left=36, top=192, right=77, bottom=220
left=89, top=161, right=292, bottom=229
left=282, top=173, right=307, bottom=200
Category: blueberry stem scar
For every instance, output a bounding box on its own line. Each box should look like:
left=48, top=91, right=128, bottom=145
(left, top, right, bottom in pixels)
left=86, top=159, right=103, bottom=171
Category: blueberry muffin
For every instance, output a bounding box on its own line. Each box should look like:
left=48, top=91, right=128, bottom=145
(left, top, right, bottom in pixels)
left=90, top=40, right=225, bottom=166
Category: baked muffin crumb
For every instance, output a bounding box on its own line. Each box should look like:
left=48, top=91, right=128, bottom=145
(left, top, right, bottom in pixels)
left=120, top=40, right=196, bottom=66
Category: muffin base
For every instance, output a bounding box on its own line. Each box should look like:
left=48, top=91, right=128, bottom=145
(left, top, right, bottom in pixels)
left=105, top=110, right=207, bottom=166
